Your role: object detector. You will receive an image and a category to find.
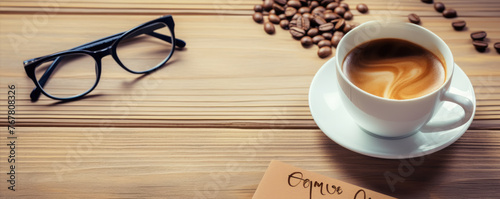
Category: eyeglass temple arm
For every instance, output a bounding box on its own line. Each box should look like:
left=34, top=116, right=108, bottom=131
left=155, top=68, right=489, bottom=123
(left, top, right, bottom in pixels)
left=117, top=23, right=185, bottom=48
left=29, top=24, right=186, bottom=101
left=133, top=23, right=185, bottom=48
left=28, top=56, right=62, bottom=101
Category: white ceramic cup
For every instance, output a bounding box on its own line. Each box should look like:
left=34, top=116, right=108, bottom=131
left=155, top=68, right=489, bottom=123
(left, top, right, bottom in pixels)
left=335, top=20, right=474, bottom=138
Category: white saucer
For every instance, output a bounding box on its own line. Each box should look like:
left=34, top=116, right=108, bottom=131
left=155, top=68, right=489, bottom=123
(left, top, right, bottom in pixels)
left=309, top=57, right=476, bottom=159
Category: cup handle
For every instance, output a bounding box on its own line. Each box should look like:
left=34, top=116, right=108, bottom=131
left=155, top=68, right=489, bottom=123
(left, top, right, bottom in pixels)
left=421, top=91, right=474, bottom=132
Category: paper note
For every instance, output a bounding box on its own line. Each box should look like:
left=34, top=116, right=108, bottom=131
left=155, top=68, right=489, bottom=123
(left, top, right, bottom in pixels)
left=253, top=160, right=396, bottom=199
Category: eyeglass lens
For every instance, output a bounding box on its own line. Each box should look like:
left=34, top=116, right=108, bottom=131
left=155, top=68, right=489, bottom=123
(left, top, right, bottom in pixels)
left=116, top=22, right=174, bottom=73
left=34, top=53, right=97, bottom=99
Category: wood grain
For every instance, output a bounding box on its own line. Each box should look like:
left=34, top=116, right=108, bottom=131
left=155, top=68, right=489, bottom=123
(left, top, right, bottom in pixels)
left=1, top=14, right=499, bottom=127
left=1, top=127, right=500, bottom=198
left=1, top=0, right=500, bottom=198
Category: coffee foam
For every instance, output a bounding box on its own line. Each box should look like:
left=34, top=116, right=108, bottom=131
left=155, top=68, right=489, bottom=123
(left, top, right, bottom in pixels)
left=343, top=39, right=446, bottom=100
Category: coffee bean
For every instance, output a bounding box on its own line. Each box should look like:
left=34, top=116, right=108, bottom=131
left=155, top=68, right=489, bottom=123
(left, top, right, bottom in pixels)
left=472, top=41, right=488, bottom=52
left=343, top=23, right=354, bottom=33
left=263, top=0, right=274, bottom=11
left=297, top=15, right=311, bottom=30
left=309, top=1, right=320, bottom=10
left=313, top=16, right=327, bottom=26
left=269, top=9, right=276, bottom=15
left=322, top=32, right=333, bottom=40
left=434, top=2, right=445, bottom=13
left=319, top=23, right=334, bottom=32
left=324, top=12, right=340, bottom=21
left=452, top=20, right=466, bottom=31
left=318, top=40, right=332, bottom=48
left=443, top=9, right=457, bottom=18
left=331, top=36, right=342, bottom=47
left=334, top=18, right=345, bottom=31
left=298, top=6, right=311, bottom=14
left=289, top=19, right=297, bottom=28
left=275, top=0, right=287, bottom=6
left=307, top=28, right=319, bottom=37
left=301, top=36, right=313, bottom=47
left=334, top=6, right=346, bottom=16
left=421, top=0, right=433, bottom=3
left=318, top=46, right=332, bottom=58
left=470, top=31, right=487, bottom=40
left=278, top=14, right=287, bottom=20
left=254, top=4, right=263, bottom=12
left=333, top=31, right=344, bottom=37
left=331, top=37, right=341, bottom=47
left=253, top=12, right=264, bottom=23
left=331, top=31, right=344, bottom=47
left=344, top=11, right=353, bottom=20
left=326, top=2, right=339, bottom=10
left=290, top=27, right=306, bottom=38
left=285, top=7, right=298, bottom=18
left=269, top=13, right=281, bottom=24
left=494, top=42, right=500, bottom=54
left=340, top=3, right=349, bottom=11
left=264, top=22, right=275, bottom=34
left=324, top=9, right=333, bottom=14
left=292, top=13, right=302, bottom=20
left=356, top=4, right=368, bottom=13
left=321, top=0, right=334, bottom=7
left=280, top=19, right=289, bottom=29
left=313, top=11, right=325, bottom=19
left=313, top=35, right=325, bottom=44
left=303, top=13, right=314, bottom=21
left=312, top=6, right=326, bottom=15
left=287, top=0, right=302, bottom=9
left=408, top=13, right=420, bottom=24
left=273, top=3, right=285, bottom=14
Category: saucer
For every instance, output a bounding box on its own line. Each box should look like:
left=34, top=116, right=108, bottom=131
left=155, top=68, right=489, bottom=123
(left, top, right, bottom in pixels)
left=308, top=57, right=476, bottom=159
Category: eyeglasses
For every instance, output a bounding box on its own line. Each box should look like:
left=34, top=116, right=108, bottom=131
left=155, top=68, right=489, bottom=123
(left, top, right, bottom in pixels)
left=23, top=15, right=186, bottom=102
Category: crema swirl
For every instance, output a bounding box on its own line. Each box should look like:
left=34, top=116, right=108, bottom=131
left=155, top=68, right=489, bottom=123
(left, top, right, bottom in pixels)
left=343, top=38, right=446, bottom=100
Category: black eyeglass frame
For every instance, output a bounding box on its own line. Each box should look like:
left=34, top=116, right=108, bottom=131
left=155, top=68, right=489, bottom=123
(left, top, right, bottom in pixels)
left=23, top=15, right=186, bottom=102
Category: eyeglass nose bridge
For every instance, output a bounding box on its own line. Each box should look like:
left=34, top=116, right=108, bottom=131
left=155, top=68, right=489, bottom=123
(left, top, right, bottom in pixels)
left=92, top=46, right=113, bottom=60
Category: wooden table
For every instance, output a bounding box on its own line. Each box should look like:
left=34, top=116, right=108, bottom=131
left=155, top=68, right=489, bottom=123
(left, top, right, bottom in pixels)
left=0, top=0, right=499, bottom=198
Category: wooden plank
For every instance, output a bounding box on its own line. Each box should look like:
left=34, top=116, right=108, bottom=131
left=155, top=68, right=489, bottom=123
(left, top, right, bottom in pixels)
left=0, top=127, right=499, bottom=198
left=1, top=14, right=500, bottom=128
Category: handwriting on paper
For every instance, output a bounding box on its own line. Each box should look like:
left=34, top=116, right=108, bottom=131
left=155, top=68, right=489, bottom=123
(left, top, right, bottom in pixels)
left=252, top=160, right=397, bottom=199
left=288, top=171, right=343, bottom=198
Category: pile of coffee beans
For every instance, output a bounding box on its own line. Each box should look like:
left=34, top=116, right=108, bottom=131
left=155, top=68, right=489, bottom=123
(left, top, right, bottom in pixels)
left=254, top=0, right=498, bottom=56
left=252, top=0, right=369, bottom=58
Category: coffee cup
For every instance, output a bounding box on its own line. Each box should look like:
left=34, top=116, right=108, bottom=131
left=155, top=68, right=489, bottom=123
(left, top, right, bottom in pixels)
left=335, top=20, right=474, bottom=138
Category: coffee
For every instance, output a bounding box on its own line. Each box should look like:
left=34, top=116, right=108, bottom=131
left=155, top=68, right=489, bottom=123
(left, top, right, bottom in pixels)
left=342, top=38, right=446, bottom=100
